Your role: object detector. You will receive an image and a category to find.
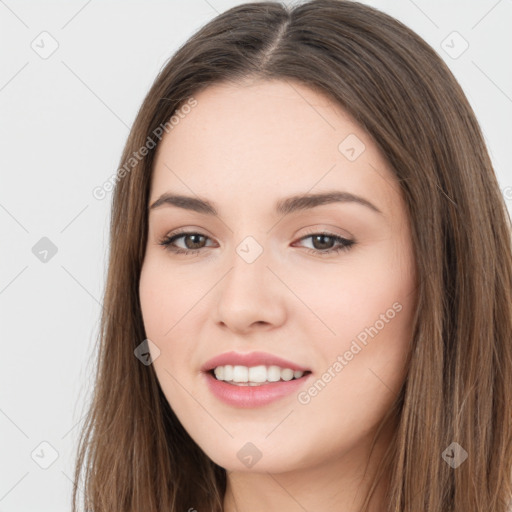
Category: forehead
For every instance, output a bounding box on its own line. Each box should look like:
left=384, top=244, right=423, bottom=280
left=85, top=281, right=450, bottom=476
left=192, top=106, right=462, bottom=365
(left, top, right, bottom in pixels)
left=150, top=79, right=400, bottom=216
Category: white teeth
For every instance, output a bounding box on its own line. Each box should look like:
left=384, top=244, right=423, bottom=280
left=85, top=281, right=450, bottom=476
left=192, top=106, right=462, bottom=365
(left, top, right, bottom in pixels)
left=233, top=365, right=248, bottom=382
left=223, top=365, right=233, bottom=381
left=281, top=368, right=294, bottom=381
left=267, top=365, right=281, bottom=382
left=248, top=365, right=267, bottom=383
left=213, top=364, right=305, bottom=384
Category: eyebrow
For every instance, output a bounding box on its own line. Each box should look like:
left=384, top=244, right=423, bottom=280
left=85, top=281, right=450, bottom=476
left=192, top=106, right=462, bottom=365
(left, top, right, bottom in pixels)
left=149, top=190, right=383, bottom=216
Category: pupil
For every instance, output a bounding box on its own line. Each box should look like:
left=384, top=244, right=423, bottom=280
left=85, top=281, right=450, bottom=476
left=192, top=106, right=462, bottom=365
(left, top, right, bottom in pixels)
left=186, top=234, right=204, bottom=249
left=314, top=234, right=333, bottom=250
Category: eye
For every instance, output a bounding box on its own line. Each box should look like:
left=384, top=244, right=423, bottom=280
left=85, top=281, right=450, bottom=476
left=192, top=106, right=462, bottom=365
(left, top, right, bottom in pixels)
left=158, top=230, right=214, bottom=256
left=294, top=231, right=355, bottom=256
left=158, top=230, right=355, bottom=256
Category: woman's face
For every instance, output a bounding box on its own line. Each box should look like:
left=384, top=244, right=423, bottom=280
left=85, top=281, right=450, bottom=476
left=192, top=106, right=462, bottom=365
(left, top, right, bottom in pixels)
left=139, top=79, right=417, bottom=474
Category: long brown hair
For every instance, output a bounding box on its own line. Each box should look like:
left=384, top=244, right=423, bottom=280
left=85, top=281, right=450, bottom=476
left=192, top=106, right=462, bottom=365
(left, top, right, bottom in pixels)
left=72, top=1, right=512, bottom=510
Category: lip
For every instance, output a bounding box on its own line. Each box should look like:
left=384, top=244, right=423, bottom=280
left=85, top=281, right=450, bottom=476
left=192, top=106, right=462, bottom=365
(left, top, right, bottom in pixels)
left=202, top=370, right=313, bottom=408
left=200, top=350, right=311, bottom=373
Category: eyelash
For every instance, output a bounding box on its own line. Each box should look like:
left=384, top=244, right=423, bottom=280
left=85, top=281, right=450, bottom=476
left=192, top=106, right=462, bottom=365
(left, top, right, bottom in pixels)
left=157, top=229, right=355, bottom=257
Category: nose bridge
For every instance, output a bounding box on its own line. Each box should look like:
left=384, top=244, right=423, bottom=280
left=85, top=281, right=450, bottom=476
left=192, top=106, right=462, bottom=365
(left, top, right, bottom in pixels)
left=235, top=234, right=266, bottom=266
left=214, top=232, right=286, bottom=330
left=226, top=233, right=272, bottom=295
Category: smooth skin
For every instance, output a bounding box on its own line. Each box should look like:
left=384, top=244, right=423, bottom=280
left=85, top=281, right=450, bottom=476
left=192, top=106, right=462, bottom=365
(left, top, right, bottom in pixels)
left=139, top=78, right=417, bottom=512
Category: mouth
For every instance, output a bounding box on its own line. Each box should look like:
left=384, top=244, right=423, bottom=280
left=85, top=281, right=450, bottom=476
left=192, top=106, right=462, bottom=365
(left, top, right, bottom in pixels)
left=206, top=367, right=313, bottom=386
left=203, top=366, right=313, bottom=408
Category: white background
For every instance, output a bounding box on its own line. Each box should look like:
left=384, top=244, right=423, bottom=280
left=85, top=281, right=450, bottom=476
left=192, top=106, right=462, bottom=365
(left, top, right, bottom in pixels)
left=0, top=0, right=510, bottom=510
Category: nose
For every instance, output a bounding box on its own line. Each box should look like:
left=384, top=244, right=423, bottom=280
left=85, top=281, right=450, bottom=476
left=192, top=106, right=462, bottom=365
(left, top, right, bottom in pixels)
left=214, top=243, right=287, bottom=334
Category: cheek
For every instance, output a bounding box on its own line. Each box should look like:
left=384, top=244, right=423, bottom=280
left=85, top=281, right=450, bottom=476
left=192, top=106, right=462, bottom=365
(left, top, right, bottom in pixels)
left=292, top=248, right=414, bottom=343
left=138, top=260, right=190, bottom=384
left=296, top=293, right=414, bottom=446
left=139, top=263, right=168, bottom=337
left=298, top=243, right=415, bottom=401
left=138, top=257, right=208, bottom=388
left=139, top=254, right=206, bottom=336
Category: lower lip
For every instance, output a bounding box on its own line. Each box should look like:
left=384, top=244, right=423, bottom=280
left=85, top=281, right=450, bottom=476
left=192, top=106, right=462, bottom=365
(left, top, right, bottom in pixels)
left=203, top=371, right=312, bottom=408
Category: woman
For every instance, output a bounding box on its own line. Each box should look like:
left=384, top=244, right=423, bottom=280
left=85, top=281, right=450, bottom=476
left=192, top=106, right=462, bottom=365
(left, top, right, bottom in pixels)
left=72, top=1, right=512, bottom=511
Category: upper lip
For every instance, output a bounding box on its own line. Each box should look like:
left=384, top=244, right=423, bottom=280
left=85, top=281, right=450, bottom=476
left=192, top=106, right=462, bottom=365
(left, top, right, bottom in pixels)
left=201, top=351, right=311, bottom=373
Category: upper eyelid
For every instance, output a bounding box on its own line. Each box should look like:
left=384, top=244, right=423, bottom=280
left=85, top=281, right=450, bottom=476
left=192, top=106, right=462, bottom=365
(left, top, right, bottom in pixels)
left=165, top=229, right=353, bottom=245
left=163, top=232, right=354, bottom=259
